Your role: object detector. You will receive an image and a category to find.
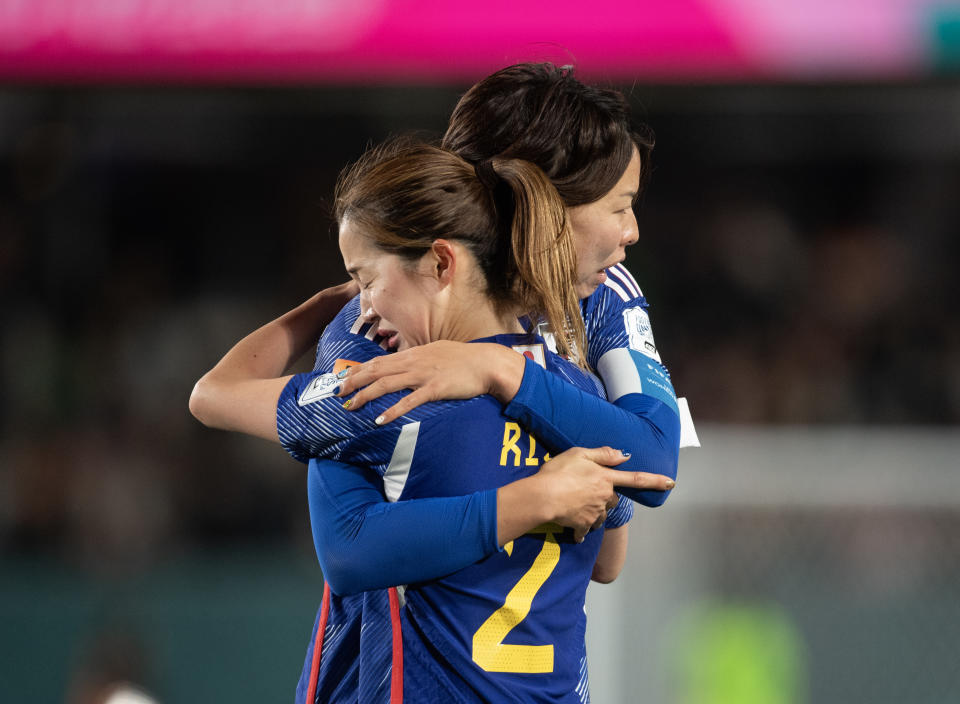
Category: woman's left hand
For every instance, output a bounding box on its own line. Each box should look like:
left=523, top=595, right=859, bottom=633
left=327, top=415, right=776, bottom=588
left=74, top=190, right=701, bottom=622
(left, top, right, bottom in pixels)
left=337, top=340, right=526, bottom=424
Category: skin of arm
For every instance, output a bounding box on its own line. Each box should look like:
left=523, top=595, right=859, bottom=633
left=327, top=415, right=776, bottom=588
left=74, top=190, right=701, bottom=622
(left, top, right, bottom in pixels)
left=188, top=281, right=358, bottom=440
left=591, top=526, right=628, bottom=583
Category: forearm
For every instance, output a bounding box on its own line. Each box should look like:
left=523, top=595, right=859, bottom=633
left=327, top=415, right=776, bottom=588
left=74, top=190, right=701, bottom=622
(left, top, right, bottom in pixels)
left=207, top=282, right=356, bottom=381
left=309, top=459, right=502, bottom=595
left=504, top=358, right=680, bottom=506
left=308, top=459, right=577, bottom=596
left=495, top=474, right=560, bottom=544
left=189, top=282, right=357, bottom=437
left=592, top=525, right=628, bottom=583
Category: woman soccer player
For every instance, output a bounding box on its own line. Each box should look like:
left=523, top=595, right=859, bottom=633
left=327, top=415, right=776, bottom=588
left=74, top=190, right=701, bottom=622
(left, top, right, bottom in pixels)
left=190, top=63, right=689, bottom=702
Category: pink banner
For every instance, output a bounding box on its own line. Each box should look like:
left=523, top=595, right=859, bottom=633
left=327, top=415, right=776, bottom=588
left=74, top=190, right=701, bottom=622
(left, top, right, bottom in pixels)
left=0, top=0, right=937, bottom=83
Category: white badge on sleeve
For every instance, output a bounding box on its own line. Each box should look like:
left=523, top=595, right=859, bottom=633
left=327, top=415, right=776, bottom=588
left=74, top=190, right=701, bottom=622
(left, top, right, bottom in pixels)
left=623, top=307, right=661, bottom=363
left=298, top=373, right=340, bottom=406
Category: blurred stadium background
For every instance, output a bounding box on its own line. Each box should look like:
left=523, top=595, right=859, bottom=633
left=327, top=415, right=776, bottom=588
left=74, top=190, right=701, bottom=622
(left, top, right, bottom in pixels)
left=2, top=1, right=959, bottom=702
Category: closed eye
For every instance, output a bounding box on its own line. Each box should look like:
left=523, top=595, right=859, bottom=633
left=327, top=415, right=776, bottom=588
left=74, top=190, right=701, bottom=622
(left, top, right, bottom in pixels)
left=347, top=270, right=372, bottom=290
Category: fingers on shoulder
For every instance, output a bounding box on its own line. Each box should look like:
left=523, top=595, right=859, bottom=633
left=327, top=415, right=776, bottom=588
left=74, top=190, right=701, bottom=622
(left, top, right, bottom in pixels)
left=379, top=387, right=434, bottom=424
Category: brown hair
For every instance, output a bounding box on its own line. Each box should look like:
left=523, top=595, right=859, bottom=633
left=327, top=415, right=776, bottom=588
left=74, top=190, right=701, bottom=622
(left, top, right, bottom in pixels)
left=442, top=62, right=654, bottom=207
left=334, top=140, right=587, bottom=363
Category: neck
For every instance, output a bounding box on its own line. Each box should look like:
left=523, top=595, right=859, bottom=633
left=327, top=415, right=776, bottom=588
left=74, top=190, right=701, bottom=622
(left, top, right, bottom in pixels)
left=438, top=290, right=524, bottom=342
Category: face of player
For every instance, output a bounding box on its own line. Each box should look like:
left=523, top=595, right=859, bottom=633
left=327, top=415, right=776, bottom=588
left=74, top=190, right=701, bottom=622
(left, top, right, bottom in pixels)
left=567, top=145, right=641, bottom=299
left=339, top=218, right=438, bottom=352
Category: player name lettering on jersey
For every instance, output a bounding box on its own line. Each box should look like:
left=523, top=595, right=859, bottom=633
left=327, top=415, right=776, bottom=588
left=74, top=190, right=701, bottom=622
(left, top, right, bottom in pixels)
left=500, top=421, right=552, bottom=467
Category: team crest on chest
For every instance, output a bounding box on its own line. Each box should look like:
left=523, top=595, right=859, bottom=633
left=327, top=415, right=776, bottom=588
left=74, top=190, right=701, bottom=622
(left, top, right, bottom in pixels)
left=512, top=343, right=546, bottom=368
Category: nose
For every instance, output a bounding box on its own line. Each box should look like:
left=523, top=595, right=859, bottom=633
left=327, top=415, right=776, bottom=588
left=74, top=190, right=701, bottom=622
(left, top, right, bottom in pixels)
left=623, top=212, right=640, bottom=247
left=359, top=290, right=373, bottom=317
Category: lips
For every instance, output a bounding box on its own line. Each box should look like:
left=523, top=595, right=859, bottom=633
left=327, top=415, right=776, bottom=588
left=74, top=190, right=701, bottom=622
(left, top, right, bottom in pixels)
left=378, top=328, right=400, bottom=350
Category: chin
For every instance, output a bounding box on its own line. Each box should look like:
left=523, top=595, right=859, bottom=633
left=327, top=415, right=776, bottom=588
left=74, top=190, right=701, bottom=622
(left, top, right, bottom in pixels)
left=575, top=281, right=600, bottom=299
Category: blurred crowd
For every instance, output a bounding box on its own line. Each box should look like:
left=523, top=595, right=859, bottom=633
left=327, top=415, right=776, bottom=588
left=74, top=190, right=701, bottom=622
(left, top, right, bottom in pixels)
left=1, top=83, right=958, bottom=565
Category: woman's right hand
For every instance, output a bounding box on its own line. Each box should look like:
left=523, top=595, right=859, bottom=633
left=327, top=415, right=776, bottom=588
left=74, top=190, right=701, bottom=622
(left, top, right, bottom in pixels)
left=537, top=446, right=676, bottom=541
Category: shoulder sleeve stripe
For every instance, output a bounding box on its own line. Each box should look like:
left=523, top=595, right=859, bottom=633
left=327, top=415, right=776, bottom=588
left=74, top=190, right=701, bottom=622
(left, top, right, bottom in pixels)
left=383, top=421, right=420, bottom=501
left=596, top=347, right=679, bottom=415
left=602, top=275, right=631, bottom=302
left=610, top=263, right=643, bottom=298
left=349, top=314, right=365, bottom=335
left=596, top=347, right=643, bottom=401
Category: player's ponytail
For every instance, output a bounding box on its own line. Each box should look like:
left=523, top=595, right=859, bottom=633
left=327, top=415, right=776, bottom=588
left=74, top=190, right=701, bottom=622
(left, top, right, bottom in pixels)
left=478, top=157, right=587, bottom=365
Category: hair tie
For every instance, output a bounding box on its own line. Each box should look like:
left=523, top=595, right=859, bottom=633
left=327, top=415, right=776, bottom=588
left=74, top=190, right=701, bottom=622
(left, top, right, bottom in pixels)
left=474, top=159, right=499, bottom=190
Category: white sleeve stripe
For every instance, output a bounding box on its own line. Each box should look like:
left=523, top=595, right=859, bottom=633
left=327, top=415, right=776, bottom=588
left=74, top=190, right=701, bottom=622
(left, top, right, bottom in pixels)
left=349, top=315, right=365, bottom=335
left=383, top=421, right=419, bottom=501
left=602, top=276, right=631, bottom=302
left=596, top=348, right=643, bottom=402
left=610, top=263, right=643, bottom=298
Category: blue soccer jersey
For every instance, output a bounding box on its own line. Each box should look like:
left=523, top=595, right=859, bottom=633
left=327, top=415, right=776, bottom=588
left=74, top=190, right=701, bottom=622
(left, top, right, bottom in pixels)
left=581, top=263, right=697, bottom=450
left=285, top=262, right=691, bottom=702
left=281, top=298, right=613, bottom=703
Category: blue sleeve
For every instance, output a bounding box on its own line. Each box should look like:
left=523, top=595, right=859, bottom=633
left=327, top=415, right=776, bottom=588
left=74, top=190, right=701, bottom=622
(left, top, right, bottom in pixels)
left=504, top=356, right=679, bottom=507
left=604, top=494, right=634, bottom=529
left=278, top=295, right=399, bottom=463
left=307, top=458, right=500, bottom=596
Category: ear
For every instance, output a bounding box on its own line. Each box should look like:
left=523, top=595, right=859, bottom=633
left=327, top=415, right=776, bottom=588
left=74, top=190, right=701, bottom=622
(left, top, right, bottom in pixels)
left=430, top=239, right=457, bottom=285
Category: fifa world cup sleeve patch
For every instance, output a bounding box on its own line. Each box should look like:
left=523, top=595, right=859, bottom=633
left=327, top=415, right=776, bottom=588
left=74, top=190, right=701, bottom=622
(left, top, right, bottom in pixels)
left=298, top=372, right=341, bottom=406
left=623, top=306, right=661, bottom=363
left=299, top=359, right=362, bottom=406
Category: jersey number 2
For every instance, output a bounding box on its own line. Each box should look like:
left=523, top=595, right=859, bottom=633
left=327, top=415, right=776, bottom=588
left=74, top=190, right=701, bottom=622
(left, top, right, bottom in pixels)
left=471, top=525, right=561, bottom=673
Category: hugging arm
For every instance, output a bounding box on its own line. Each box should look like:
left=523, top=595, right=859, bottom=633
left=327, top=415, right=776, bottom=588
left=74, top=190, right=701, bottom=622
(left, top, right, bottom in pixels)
left=334, top=281, right=685, bottom=506
left=307, top=459, right=498, bottom=595
left=504, top=356, right=680, bottom=506
left=189, top=282, right=358, bottom=441
left=309, top=447, right=666, bottom=596
left=337, top=345, right=680, bottom=506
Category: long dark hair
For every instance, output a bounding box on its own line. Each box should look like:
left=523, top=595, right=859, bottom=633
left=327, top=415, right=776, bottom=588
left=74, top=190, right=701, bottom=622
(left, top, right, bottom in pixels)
left=335, top=140, right=587, bottom=362
left=442, top=62, right=655, bottom=207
